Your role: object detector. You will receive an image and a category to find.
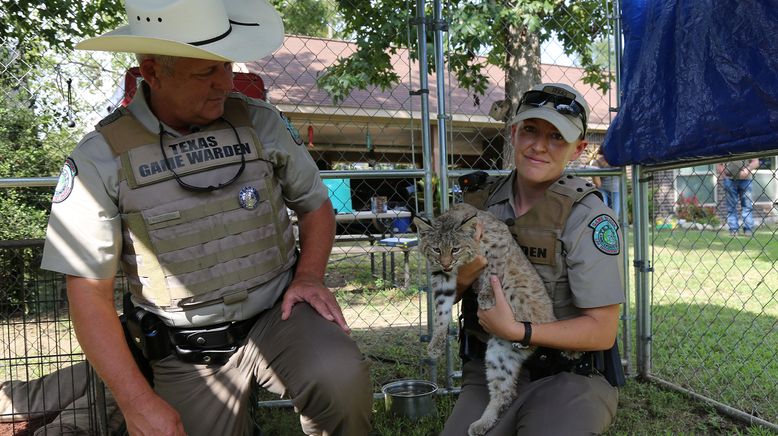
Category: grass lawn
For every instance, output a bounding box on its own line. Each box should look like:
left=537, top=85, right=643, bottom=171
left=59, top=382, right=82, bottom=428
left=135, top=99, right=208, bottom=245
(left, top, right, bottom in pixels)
left=647, top=227, right=777, bottom=426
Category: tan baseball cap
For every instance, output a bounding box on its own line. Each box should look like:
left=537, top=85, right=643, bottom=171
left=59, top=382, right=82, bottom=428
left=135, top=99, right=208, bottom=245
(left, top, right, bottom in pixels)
left=511, top=83, right=590, bottom=143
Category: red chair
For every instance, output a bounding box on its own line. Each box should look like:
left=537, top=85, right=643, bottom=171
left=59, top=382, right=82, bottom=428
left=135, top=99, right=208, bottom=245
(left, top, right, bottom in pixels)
left=120, top=66, right=266, bottom=107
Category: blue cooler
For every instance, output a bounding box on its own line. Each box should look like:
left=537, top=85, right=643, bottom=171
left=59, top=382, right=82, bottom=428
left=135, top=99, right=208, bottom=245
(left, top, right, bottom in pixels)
left=323, top=178, right=353, bottom=214
left=391, top=208, right=411, bottom=233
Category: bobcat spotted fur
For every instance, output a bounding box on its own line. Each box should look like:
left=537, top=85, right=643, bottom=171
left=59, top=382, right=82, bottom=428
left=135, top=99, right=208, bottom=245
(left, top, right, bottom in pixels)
left=414, top=203, right=579, bottom=436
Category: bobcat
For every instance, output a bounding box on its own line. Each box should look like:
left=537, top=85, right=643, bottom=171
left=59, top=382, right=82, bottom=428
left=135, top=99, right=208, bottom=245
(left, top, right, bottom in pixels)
left=414, top=203, right=579, bottom=436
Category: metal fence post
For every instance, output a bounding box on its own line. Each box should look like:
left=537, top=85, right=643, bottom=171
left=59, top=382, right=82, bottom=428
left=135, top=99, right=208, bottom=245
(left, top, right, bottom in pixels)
left=632, top=165, right=652, bottom=376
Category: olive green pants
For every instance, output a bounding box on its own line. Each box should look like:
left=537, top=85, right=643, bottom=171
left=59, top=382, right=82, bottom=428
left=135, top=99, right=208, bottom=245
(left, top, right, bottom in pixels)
left=441, top=359, right=618, bottom=435
left=0, top=361, right=124, bottom=435
left=153, top=301, right=372, bottom=436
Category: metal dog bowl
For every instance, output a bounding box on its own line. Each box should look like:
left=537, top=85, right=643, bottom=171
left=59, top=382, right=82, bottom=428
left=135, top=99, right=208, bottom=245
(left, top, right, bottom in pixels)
left=381, top=379, right=438, bottom=420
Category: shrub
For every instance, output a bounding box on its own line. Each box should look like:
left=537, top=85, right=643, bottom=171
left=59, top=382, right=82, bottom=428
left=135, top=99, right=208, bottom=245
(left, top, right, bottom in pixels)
left=676, top=194, right=720, bottom=226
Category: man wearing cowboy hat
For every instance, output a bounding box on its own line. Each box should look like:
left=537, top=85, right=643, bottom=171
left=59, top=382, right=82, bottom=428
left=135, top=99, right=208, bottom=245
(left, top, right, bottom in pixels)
left=40, top=0, right=372, bottom=435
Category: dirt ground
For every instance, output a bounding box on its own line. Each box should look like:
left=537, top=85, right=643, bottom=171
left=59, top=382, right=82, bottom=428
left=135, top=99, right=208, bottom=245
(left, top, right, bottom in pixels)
left=0, top=417, right=48, bottom=436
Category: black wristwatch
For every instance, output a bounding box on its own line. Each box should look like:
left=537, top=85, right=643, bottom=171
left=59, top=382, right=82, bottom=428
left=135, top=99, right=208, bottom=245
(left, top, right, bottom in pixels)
left=511, top=321, right=532, bottom=351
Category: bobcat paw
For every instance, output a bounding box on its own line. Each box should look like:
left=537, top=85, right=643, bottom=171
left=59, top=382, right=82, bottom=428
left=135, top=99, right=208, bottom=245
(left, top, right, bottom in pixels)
left=468, top=418, right=494, bottom=436
left=476, top=293, right=494, bottom=309
left=562, top=350, right=583, bottom=360
left=427, top=338, right=445, bottom=358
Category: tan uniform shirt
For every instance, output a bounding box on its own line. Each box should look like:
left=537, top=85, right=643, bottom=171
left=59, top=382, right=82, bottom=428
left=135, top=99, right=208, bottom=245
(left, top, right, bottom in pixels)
left=484, top=171, right=625, bottom=313
left=41, top=84, right=327, bottom=325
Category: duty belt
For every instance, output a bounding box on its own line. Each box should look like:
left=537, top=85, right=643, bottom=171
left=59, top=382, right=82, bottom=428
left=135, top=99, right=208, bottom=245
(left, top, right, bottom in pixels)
left=459, top=329, right=604, bottom=380
left=170, top=315, right=259, bottom=365
left=124, top=293, right=260, bottom=365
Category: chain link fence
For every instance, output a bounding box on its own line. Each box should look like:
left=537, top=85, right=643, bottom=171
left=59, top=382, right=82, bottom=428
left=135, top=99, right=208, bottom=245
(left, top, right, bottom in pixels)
left=634, top=158, right=778, bottom=429
left=2, top=0, right=775, bottom=433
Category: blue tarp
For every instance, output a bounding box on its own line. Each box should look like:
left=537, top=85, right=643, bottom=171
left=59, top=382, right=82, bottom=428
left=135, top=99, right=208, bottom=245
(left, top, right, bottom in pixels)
left=602, top=0, right=778, bottom=166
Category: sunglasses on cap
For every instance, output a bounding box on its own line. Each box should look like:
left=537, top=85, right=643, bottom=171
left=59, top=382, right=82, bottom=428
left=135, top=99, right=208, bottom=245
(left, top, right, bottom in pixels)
left=518, top=89, right=588, bottom=137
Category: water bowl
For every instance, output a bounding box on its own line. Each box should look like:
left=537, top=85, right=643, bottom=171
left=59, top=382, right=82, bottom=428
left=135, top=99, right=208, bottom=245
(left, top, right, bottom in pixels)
left=381, top=379, right=438, bottom=420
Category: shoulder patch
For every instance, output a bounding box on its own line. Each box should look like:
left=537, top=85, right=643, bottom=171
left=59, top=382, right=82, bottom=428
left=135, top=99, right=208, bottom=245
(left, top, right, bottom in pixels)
left=588, top=214, right=620, bottom=255
left=280, top=113, right=303, bottom=146
left=52, top=157, right=78, bottom=203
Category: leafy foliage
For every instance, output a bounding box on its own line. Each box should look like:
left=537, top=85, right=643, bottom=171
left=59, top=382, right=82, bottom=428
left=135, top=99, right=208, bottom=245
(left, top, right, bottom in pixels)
left=0, top=82, right=68, bottom=240
left=271, top=0, right=342, bottom=38
left=0, top=64, right=74, bottom=314
left=319, top=0, right=613, bottom=103
left=1, top=1, right=125, bottom=55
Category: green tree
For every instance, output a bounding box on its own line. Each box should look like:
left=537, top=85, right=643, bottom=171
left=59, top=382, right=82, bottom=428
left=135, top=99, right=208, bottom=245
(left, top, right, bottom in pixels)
left=0, top=66, right=74, bottom=313
left=0, top=83, right=71, bottom=240
left=318, top=0, right=611, bottom=129
left=1, top=1, right=124, bottom=58
left=313, top=0, right=613, bottom=177
left=271, top=0, right=342, bottom=38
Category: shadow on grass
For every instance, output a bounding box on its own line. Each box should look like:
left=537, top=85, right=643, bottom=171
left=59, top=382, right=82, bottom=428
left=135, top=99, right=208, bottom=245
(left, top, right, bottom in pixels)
left=649, top=303, right=777, bottom=425
left=652, top=227, right=778, bottom=266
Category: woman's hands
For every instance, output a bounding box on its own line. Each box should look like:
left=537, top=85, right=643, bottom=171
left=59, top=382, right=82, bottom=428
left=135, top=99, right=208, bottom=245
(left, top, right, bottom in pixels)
left=477, top=275, right=523, bottom=342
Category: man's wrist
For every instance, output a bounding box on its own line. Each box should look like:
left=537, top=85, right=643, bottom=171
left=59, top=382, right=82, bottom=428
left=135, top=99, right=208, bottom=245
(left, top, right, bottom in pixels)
left=289, top=274, right=326, bottom=290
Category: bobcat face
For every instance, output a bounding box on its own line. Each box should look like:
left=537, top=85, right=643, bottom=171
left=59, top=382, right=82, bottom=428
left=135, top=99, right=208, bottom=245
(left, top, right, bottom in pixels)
left=425, top=241, right=469, bottom=272
left=414, top=211, right=480, bottom=272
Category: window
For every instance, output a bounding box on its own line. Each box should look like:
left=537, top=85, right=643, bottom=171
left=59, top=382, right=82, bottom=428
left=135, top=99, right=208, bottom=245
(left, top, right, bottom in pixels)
left=753, top=157, right=777, bottom=203
left=676, top=165, right=715, bottom=205
left=676, top=158, right=777, bottom=206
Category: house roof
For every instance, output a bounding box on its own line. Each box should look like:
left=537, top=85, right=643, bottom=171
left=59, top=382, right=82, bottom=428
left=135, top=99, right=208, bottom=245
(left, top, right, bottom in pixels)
left=245, top=35, right=613, bottom=132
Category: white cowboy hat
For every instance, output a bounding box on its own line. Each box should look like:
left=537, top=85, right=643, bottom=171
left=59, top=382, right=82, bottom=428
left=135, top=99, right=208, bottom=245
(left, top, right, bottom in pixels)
left=76, top=0, right=284, bottom=62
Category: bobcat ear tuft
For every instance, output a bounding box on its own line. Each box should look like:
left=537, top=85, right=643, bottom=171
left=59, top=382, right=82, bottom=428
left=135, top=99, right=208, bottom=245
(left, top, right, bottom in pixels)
left=461, top=213, right=478, bottom=225
left=413, top=216, right=432, bottom=231
left=460, top=214, right=479, bottom=237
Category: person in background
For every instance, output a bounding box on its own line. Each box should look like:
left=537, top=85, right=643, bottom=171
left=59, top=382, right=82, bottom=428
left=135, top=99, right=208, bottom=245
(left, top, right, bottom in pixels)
left=717, top=159, right=760, bottom=236
left=443, top=83, right=625, bottom=435
left=39, top=0, right=372, bottom=434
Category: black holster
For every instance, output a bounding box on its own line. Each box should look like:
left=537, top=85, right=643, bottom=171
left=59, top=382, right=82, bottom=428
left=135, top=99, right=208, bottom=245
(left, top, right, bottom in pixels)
left=601, top=341, right=626, bottom=387
left=122, top=293, right=171, bottom=362
left=120, top=294, right=160, bottom=385
left=458, top=293, right=488, bottom=362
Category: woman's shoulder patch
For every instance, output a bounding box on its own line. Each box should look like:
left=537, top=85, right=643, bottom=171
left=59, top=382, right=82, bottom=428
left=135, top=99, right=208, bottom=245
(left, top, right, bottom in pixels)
left=280, top=113, right=303, bottom=146
left=52, top=158, right=78, bottom=203
left=588, top=214, right=620, bottom=255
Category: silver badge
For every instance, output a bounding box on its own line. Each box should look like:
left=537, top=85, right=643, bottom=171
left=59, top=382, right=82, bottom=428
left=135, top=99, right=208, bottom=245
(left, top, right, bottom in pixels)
left=238, top=186, right=259, bottom=209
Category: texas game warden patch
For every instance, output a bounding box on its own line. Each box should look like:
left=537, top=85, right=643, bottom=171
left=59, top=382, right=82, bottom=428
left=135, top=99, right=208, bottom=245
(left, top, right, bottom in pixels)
left=52, top=158, right=78, bottom=203
left=588, top=214, right=620, bottom=255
